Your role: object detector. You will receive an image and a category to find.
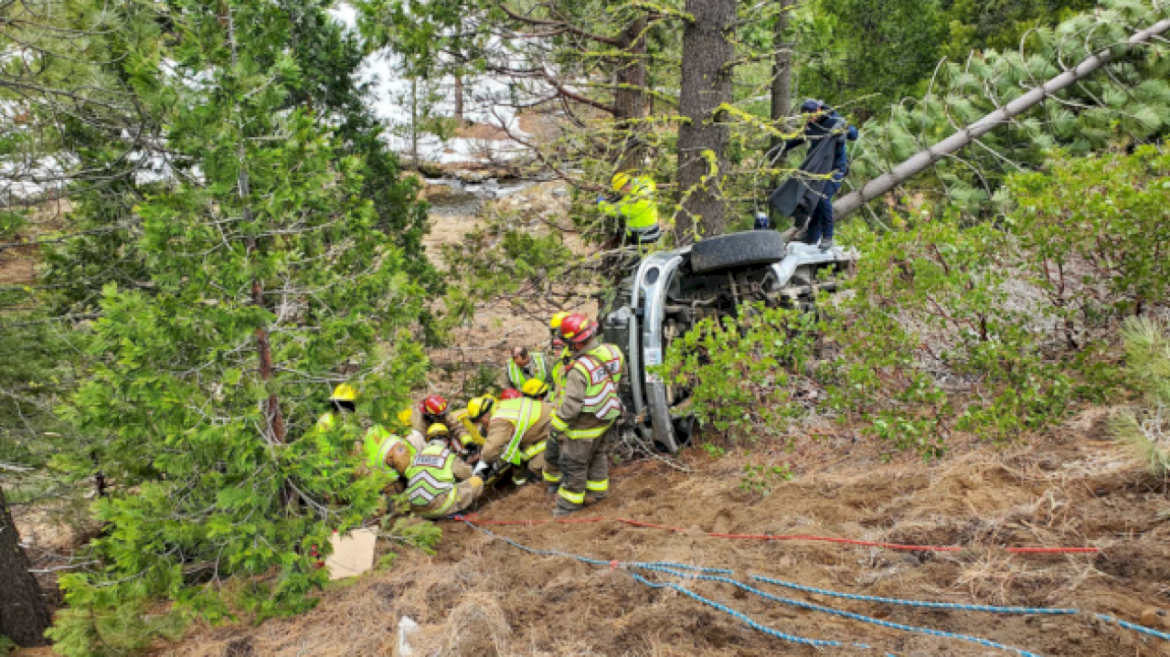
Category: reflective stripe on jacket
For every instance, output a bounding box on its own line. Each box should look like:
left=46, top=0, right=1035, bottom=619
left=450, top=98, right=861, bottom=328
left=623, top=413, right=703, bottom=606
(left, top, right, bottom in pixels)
left=551, top=342, right=626, bottom=440
left=491, top=397, right=545, bottom=465
left=506, top=352, right=549, bottom=389
left=405, top=444, right=458, bottom=515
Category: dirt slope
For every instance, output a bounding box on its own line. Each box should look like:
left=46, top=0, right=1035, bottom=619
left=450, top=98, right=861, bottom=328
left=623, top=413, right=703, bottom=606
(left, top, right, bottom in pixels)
left=166, top=413, right=1170, bottom=657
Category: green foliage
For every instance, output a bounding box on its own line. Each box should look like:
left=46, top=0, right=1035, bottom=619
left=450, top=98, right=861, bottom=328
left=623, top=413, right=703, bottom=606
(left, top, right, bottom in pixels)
left=0, top=635, right=16, bottom=656
left=1006, top=144, right=1170, bottom=326
left=439, top=208, right=593, bottom=331
left=824, top=205, right=1083, bottom=455
left=939, top=0, right=1097, bottom=62
left=796, top=0, right=949, bottom=118
left=45, top=2, right=430, bottom=654
left=383, top=517, right=443, bottom=556
left=1111, top=317, right=1170, bottom=476
left=462, top=364, right=501, bottom=399
left=655, top=304, right=818, bottom=443
left=0, top=320, right=77, bottom=470
left=700, top=442, right=727, bottom=459
left=846, top=0, right=1170, bottom=218
left=739, top=462, right=793, bottom=497
left=662, top=145, right=1169, bottom=457
left=48, top=599, right=188, bottom=657
left=376, top=552, right=398, bottom=571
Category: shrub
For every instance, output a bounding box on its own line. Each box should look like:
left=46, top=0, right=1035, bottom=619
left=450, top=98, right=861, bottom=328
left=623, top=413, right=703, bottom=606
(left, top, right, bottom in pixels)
left=1111, top=317, right=1170, bottom=476
left=658, top=145, right=1169, bottom=457
left=656, top=304, right=818, bottom=443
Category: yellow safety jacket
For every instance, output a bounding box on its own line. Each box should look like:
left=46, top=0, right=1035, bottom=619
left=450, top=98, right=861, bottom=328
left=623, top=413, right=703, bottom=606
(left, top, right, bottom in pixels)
left=363, top=425, right=415, bottom=482
left=551, top=345, right=625, bottom=440
left=405, top=443, right=459, bottom=515
left=600, top=177, right=660, bottom=237
left=507, top=353, right=549, bottom=390
left=491, top=398, right=548, bottom=465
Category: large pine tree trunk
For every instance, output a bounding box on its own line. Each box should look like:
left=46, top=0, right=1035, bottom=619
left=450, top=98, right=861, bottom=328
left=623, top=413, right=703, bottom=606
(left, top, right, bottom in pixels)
left=674, top=0, right=736, bottom=244
left=0, top=484, right=52, bottom=647
left=768, top=0, right=794, bottom=224
left=833, top=15, right=1170, bottom=220
left=614, top=16, right=648, bottom=171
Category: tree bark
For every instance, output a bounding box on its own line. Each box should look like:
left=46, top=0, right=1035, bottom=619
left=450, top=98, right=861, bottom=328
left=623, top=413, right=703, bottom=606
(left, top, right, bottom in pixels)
left=769, top=0, right=795, bottom=224
left=833, top=16, right=1170, bottom=220
left=227, top=6, right=286, bottom=446
left=0, top=484, right=52, bottom=647
left=453, top=75, right=465, bottom=127
left=410, top=77, right=419, bottom=170
left=675, top=0, right=736, bottom=244
left=614, top=15, right=648, bottom=171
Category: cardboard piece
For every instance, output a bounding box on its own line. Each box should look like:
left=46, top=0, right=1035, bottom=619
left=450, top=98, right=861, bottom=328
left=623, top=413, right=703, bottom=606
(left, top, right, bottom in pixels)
left=325, top=527, right=378, bottom=580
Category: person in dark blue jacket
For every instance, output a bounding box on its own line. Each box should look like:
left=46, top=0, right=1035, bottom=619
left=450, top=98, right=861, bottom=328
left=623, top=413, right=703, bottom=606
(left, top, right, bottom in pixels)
left=774, top=99, right=858, bottom=250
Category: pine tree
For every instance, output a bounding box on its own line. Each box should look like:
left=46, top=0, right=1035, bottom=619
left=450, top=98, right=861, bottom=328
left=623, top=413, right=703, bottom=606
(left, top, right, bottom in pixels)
left=48, top=1, right=428, bottom=652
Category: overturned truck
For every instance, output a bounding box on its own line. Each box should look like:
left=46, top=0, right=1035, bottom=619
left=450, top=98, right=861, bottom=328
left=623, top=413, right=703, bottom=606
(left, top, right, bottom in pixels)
left=600, top=231, right=856, bottom=454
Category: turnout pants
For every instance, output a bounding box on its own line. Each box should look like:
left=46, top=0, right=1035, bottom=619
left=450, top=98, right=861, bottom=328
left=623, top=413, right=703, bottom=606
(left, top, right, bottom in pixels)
left=543, top=433, right=563, bottom=487
left=555, top=425, right=613, bottom=511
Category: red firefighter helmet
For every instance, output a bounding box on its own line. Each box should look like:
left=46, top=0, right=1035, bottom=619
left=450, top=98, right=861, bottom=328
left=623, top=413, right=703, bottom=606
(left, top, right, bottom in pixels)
left=558, top=313, right=597, bottom=346
left=419, top=395, right=448, bottom=416
left=499, top=388, right=523, bottom=400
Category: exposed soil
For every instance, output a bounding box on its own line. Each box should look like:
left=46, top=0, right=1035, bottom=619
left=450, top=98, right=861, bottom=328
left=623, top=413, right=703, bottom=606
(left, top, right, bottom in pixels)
left=157, top=413, right=1170, bottom=657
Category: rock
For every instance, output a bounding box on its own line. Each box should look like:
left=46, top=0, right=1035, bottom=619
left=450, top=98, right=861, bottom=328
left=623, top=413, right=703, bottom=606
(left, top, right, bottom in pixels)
left=395, top=616, right=420, bottom=657
left=1140, top=607, right=1168, bottom=629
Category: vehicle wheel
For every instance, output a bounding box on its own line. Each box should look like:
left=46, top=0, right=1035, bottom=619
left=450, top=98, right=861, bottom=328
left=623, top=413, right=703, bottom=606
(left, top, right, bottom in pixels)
left=689, top=230, right=787, bottom=274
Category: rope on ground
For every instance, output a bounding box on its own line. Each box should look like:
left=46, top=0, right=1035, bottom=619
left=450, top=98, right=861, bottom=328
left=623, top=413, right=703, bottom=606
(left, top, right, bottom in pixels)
left=750, top=574, right=1079, bottom=615
left=460, top=518, right=856, bottom=650
left=1095, top=614, right=1170, bottom=642
left=615, top=518, right=1101, bottom=554
left=642, top=565, right=1044, bottom=657
left=627, top=572, right=859, bottom=649
left=458, top=516, right=1163, bottom=650
left=454, top=513, right=606, bottom=526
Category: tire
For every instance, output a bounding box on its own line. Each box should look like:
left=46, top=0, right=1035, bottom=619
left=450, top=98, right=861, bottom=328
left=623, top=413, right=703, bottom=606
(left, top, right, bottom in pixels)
left=689, top=230, right=787, bottom=274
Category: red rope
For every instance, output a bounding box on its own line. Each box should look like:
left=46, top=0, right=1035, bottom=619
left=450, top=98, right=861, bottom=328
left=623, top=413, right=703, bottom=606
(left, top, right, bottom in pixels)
left=453, top=513, right=605, bottom=526
left=452, top=515, right=1100, bottom=554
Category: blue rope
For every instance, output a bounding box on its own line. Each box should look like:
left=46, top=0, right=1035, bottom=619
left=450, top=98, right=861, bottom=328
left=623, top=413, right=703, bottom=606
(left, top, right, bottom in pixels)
left=751, top=574, right=1078, bottom=615
left=627, top=561, right=734, bottom=575
left=461, top=519, right=854, bottom=649
left=1095, top=614, right=1170, bottom=642
left=643, top=565, right=1045, bottom=657
left=462, top=518, right=1166, bottom=653
left=628, top=572, right=856, bottom=649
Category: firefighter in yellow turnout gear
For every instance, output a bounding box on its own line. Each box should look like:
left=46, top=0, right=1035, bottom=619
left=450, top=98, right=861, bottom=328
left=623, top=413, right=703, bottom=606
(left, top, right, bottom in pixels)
left=547, top=312, right=573, bottom=399
left=547, top=314, right=626, bottom=516
left=450, top=396, right=494, bottom=458
left=317, top=383, right=360, bottom=432
left=505, top=346, right=550, bottom=391
left=361, top=424, right=416, bottom=496
left=405, top=425, right=484, bottom=519
left=478, top=381, right=553, bottom=486
left=598, top=171, right=662, bottom=244
left=407, top=395, right=465, bottom=454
